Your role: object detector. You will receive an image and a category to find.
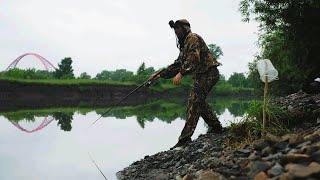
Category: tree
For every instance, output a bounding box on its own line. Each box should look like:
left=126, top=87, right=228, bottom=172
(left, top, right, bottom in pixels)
left=95, top=69, right=134, bottom=81
left=79, top=72, right=91, bottom=79
left=208, top=44, right=223, bottom=60
left=95, top=70, right=112, bottom=80
left=219, top=74, right=226, bottom=82
left=228, top=73, right=249, bottom=88
left=137, top=62, right=146, bottom=75
left=111, top=69, right=134, bottom=81
left=240, top=0, right=320, bottom=95
left=135, top=62, right=156, bottom=83
left=54, top=57, right=75, bottom=79
left=53, top=112, right=74, bottom=131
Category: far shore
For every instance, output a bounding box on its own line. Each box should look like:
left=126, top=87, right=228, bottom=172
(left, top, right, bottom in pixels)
left=0, top=79, right=255, bottom=112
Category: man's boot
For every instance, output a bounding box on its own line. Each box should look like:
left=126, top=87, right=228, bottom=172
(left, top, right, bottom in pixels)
left=207, top=124, right=223, bottom=134
left=170, top=137, right=191, bottom=150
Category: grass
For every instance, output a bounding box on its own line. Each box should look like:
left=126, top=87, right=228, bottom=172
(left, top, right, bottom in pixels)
left=0, top=77, right=254, bottom=97
left=214, top=82, right=254, bottom=96
left=227, top=99, right=294, bottom=146
left=0, top=77, right=136, bottom=86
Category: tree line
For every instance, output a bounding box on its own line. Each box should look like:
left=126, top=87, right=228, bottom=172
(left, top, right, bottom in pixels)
left=0, top=60, right=252, bottom=89
left=240, top=0, right=320, bottom=95
left=0, top=43, right=253, bottom=93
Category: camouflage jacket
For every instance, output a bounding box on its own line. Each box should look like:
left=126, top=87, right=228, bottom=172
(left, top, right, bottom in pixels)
left=160, top=32, right=220, bottom=79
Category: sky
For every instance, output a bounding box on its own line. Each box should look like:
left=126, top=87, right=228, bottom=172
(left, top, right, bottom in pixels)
left=0, top=0, right=259, bottom=78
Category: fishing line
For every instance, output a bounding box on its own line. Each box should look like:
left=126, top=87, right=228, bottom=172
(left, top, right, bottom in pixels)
left=88, top=152, right=108, bottom=180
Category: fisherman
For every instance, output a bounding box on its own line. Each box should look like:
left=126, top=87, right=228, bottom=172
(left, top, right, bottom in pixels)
left=149, top=19, right=223, bottom=149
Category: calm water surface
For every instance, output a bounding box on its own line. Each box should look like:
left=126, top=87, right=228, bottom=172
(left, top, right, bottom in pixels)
left=0, top=98, right=252, bottom=180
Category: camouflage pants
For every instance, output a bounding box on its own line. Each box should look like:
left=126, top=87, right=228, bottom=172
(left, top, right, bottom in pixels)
left=178, top=67, right=222, bottom=142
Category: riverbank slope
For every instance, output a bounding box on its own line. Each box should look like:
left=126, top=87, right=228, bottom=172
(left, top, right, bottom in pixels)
left=0, top=79, right=254, bottom=111
left=117, top=92, right=320, bottom=179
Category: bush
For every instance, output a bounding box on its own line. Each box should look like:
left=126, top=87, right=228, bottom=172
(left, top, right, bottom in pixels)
left=0, top=68, right=54, bottom=79
left=229, top=100, right=292, bottom=143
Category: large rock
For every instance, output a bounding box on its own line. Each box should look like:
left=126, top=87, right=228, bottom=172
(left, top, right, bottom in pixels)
left=182, top=174, right=193, bottom=180
left=248, top=151, right=261, bottom=161
left=254, top=171, right=268, bottom=180
left=266, top=133, right=282, bottom=143
left=281, top=153, right=311, bottom=164
left=261, top=146, right=274, bottom=157
left=304, top=131, right=320, bottom=142
left=284, top=162, right=320, bottom=179
left=274, top=141, right=289, bottom=151
left=253, top=139, right=271, bottom=151
left=195, top=170, right=225, bottom=180
left=312, top=150, right=320, bottom=163
left=288, top=134, right=304, bottom=146
left=302, top=143, right=320, bottom=155
left=248, top=161, right=271, bottom=177
left=235, top=149, right=251, bottom=157
left=267, top=163, right=284, bottom=177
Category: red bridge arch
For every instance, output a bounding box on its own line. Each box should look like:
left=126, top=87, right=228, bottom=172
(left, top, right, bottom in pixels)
left=10, top=116, right=55, bottom=133
left=6, top=53, right=57, bottom=71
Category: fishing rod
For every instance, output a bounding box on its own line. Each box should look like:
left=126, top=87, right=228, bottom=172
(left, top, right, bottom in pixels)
left=90, top=69, right=164, bottom=126
left=88, top=152, right=108, bottom=180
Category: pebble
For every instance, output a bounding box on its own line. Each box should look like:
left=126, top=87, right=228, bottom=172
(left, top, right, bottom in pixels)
left=254, top=171, right=268, bottom=180
left=267, top=163, right=283, bottom=177
left=248, top=161, right=271, bottom=177
left=253, top=139, right=270, bottom=151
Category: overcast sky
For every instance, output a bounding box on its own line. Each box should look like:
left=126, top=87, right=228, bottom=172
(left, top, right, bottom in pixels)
left=0, top=0, right=259, bottom=78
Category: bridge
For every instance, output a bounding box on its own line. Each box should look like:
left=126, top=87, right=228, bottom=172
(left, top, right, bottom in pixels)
left=5, top=53, right=57, bottom=71
left=5, top=53, right=58, bottom=133
left=10, top=116, right=55, bottom=133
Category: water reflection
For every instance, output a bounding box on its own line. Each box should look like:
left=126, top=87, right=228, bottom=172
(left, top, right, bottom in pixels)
left=10, top=116, right=55, bottom=133
left=1, top=98, right=252, bottom=133
left=4, top=112, right=74, bottom=133
left=53, top=112, right=74, bottom=131
left=0, top=98, right=254, bottom=180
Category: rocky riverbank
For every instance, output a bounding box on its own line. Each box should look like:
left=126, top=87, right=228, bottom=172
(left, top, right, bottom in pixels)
left=117, top=92, right=320, bottom=180
left=273, top=91, right=320, bottom=121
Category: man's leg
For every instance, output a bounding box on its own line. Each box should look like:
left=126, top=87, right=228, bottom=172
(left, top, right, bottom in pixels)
left=200, top=102, right=222, bottom=133
left=177, top=91, right=202, bottom=143
left=198, top=67, right=222, bottom=132
left=173, top=67, right=220, bottom=148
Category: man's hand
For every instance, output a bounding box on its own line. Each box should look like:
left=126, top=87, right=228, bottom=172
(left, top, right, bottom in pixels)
left=173, top=73, right=183, bottom=85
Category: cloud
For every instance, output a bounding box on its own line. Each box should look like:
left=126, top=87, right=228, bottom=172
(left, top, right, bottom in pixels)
left=0, top=0, right=258, bottom=78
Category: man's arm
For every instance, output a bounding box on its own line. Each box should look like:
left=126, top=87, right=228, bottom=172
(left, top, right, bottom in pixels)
left=159, top=59, right=182, bottom=79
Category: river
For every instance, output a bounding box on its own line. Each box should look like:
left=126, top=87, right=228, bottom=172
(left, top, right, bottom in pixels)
left=0, top=97, right=254, bottom=180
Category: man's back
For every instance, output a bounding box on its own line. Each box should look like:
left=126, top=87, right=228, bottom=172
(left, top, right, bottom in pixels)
left=179, top=32, right=221, bottom=75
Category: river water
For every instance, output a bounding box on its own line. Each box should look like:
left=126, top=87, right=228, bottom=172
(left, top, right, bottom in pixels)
left=0, top=98, right=253, bottom=180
